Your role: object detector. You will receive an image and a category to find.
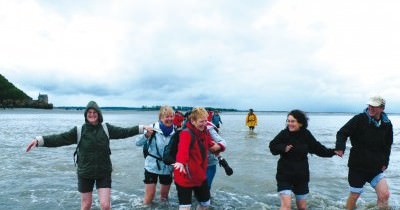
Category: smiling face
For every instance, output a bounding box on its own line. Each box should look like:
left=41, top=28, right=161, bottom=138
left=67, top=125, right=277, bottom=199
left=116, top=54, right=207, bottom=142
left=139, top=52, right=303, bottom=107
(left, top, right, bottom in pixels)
left=191, top=116, right=208, bottom=131
left=86, top=108, right=99, bottom=125
left=286, top=115, right=302, bottom=132
left=160, top=113, right=174, bottom=127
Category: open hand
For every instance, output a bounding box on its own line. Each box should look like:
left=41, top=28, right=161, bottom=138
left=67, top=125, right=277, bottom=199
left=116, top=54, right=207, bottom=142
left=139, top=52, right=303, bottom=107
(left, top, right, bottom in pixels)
left=26, top=139, right=38, bottom=152
left=173, top=162, right=186, bottom=174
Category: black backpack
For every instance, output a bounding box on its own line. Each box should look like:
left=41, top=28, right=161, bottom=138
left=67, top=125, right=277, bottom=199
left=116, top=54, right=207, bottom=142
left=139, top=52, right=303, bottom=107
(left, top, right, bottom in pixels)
left=163, top=128, right=206, bottom=165
left=142, top=129, right=157, bottom=158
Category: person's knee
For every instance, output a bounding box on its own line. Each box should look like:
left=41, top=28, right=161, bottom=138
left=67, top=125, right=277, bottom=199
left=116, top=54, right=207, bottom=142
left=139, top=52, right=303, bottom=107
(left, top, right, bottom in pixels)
left=81, top=201, right=92, bottom=210
left=81, top=202, right=92, bottom=210
left=148, top=190, right=156, bottom=197
left=377, top=190, right=390, bottom=202
left=296, top=199, right=306, bottom=210
left=297, top=202, right=306, bottom=210
left=81, top=193, right=92, bottom=210
left=100, top=200, right=111, bottom=210
left=349, top=192, right=360, bottom=200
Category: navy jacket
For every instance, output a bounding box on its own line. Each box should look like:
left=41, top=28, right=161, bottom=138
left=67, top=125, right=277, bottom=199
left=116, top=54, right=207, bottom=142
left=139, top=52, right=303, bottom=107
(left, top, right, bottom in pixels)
left=336, top=113, right=393, bottom=172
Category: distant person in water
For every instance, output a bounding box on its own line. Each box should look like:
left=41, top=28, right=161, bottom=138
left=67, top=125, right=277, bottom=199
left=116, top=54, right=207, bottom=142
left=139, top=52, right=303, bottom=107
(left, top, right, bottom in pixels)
left=211, top=110, right=223, bottom=129
left=335, top=96, right=393, bottom=210
left=269, top=109, right=339, bottom=210
left=245, top=109, right=258, bottom=131
left=26, top=101, right=150, bottom=210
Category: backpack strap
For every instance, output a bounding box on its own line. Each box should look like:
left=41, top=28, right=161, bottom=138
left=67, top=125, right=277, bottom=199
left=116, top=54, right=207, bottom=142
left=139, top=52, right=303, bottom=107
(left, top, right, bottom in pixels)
left=147, top=123, right=163, bottom=170
left=76, top=125, right=82, bottom=145
left=74, top=123, right=110, bottom=166
left=102, top=123, right=110, bottom=139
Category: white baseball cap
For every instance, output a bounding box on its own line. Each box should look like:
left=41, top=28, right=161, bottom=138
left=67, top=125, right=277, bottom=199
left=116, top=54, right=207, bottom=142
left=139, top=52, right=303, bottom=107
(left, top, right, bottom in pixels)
left=367, top=96, right=386, bottom=107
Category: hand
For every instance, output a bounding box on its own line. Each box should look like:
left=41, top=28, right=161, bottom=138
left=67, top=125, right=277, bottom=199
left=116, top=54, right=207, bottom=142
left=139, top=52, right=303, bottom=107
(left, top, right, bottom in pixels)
left=143, top=126, right=153, bottom=132
left=285, top=145, right=293, bottom=153
left=173, top=162, right=186, bottom=174
left=209, top=142, right=221, bottom=153
left=335, top=150, right=344, bottom=157
left=144, top=128, right=154, bottom=139
left=382, top=165, right=387, bottom=171
left=26, top=139, right=38, bottom=152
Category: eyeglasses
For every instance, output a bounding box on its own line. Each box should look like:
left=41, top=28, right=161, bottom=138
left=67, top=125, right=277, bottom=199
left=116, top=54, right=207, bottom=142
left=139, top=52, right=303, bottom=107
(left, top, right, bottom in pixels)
left=286, top=119, right=297, bottom=123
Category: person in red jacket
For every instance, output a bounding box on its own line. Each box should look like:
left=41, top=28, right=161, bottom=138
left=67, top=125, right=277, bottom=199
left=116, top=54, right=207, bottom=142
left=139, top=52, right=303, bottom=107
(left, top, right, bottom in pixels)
left=173, top=110, right=185, bottom=128
left=173, top=107, right=225, bottom=210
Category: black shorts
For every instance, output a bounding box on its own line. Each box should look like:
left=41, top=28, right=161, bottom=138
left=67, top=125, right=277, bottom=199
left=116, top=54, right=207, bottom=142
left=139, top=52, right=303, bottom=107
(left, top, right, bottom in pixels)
left=348, top=168, right=381, bottom=188
left=276, top=173, right=309, bottom=195
left=78, top=175, right=112, bottom=193
left=144, top=170, right=172, bottom=185
left=175, top=180, right=210, bottom=206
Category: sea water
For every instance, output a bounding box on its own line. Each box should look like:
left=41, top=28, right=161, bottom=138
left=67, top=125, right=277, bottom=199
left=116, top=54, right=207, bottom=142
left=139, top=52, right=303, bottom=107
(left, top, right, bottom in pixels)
left=0, top=109, right=399, bottom=209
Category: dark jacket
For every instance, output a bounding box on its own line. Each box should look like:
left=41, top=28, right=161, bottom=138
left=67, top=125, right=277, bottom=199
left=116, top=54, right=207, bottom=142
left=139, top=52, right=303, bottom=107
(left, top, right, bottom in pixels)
left=38, top=101, right=144, bottom=179
left=336, top=113, right=393, bottom=172
left=269, top=128, right=335, bottom=182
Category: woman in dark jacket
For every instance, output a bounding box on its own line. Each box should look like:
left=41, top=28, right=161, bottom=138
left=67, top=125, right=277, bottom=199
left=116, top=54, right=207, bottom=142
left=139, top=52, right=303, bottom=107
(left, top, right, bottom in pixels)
left=26, top=101, right=149, bottom=210
left=269, top=110, right=338, bottom=210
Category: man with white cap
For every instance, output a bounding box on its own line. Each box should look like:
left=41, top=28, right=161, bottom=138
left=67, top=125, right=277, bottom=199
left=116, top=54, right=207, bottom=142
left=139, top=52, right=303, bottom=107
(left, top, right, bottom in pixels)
left=335, top=96, right=393, bottom=209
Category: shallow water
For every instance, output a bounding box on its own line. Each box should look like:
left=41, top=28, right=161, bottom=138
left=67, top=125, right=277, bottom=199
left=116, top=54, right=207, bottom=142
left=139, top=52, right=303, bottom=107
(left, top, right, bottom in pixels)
left=1, top=109, right=399, bottom=209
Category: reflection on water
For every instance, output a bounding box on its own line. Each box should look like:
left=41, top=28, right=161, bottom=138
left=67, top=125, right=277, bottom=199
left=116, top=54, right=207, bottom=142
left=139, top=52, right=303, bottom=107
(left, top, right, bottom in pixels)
left=0, top=109, right=399, bottom=209
left=245, top=130, right=258, bottom=140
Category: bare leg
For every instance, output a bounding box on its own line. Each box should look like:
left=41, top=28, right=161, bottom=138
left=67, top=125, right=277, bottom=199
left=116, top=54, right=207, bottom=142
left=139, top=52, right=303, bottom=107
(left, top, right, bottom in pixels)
left=296, top=199, right=306, bottom=210
left=98, top=188, right=111, bottom=210
left=196, top=205, right=209, bottom=210
left=81, top=192, right=93, bottom=210
left=280, top=194, right=292, bottom=210
left=160, top=184, right=171, bottom=201
left=346, top=192, right=360, bottom=210
left=375, top=178, right=390, bottom=209
left=144, top=183, right=156, bottom=205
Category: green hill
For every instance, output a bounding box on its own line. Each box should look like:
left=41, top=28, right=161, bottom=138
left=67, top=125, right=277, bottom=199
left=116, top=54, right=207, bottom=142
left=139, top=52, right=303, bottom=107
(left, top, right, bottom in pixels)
left=0, top=74, right=52, bottom=109
left=0, top=74, right=32, bottom=101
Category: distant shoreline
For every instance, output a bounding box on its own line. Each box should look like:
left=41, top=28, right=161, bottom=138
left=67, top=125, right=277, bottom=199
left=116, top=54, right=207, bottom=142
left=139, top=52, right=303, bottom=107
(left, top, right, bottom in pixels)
left=54, top=106, right=365, bottom=115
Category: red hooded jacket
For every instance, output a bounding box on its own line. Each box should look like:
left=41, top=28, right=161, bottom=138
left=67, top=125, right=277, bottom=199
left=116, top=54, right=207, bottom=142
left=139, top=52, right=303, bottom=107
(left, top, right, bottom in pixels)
left=174, top=121, right=215, bottom=187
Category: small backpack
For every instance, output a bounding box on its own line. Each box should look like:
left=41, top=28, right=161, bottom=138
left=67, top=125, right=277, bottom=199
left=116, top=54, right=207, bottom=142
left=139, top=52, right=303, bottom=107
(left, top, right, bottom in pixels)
left=163, top=128, right=206, bottom=165
left=73, top=123, right=110, bottom=166
left=142, top=124, right=160, bottom=159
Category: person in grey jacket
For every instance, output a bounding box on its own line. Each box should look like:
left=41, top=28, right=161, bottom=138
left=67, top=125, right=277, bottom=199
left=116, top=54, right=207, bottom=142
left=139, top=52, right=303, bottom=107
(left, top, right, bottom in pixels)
left=206, top=121, right=227, bottom=189
left=135, top=106, right=175, bottom=205
left=26, top=101, right=149, bottom=210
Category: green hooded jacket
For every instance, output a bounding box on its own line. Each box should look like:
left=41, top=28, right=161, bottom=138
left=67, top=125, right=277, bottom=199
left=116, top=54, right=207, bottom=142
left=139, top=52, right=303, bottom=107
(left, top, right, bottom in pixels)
left=37, top=101, right=144, bottom=178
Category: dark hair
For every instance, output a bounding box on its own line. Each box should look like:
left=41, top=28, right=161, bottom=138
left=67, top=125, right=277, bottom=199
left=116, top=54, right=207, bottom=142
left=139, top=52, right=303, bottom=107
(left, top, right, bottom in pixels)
left=287, top=109, right=308, bottom=129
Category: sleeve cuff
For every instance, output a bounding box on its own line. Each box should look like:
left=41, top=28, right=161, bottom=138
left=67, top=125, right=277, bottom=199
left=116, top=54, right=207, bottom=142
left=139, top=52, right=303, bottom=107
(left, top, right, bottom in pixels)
left=138, top=125, right=144, bottom=134
left=35, top=136, right=44, bottom=146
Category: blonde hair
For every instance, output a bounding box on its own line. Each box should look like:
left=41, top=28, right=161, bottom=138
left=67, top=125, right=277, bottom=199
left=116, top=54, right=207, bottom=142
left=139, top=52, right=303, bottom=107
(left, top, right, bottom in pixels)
left=159, top=105, right=175, bottom=120
left=189, top=107, right=208, bottom=121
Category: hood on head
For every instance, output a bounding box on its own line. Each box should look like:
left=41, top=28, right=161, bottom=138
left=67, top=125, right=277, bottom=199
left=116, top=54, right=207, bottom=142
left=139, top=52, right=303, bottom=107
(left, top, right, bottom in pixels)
left=84, top=101, right=103, bottom=123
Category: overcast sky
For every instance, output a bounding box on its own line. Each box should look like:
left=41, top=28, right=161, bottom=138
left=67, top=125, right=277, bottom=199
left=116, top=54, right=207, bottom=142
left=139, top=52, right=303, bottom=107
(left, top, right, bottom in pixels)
left=1, top=0, right=400, bottom=112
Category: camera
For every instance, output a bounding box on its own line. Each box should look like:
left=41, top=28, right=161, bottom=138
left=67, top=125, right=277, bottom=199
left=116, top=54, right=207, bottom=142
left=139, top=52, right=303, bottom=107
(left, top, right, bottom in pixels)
left=218, top=156, right=233, bottom=176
